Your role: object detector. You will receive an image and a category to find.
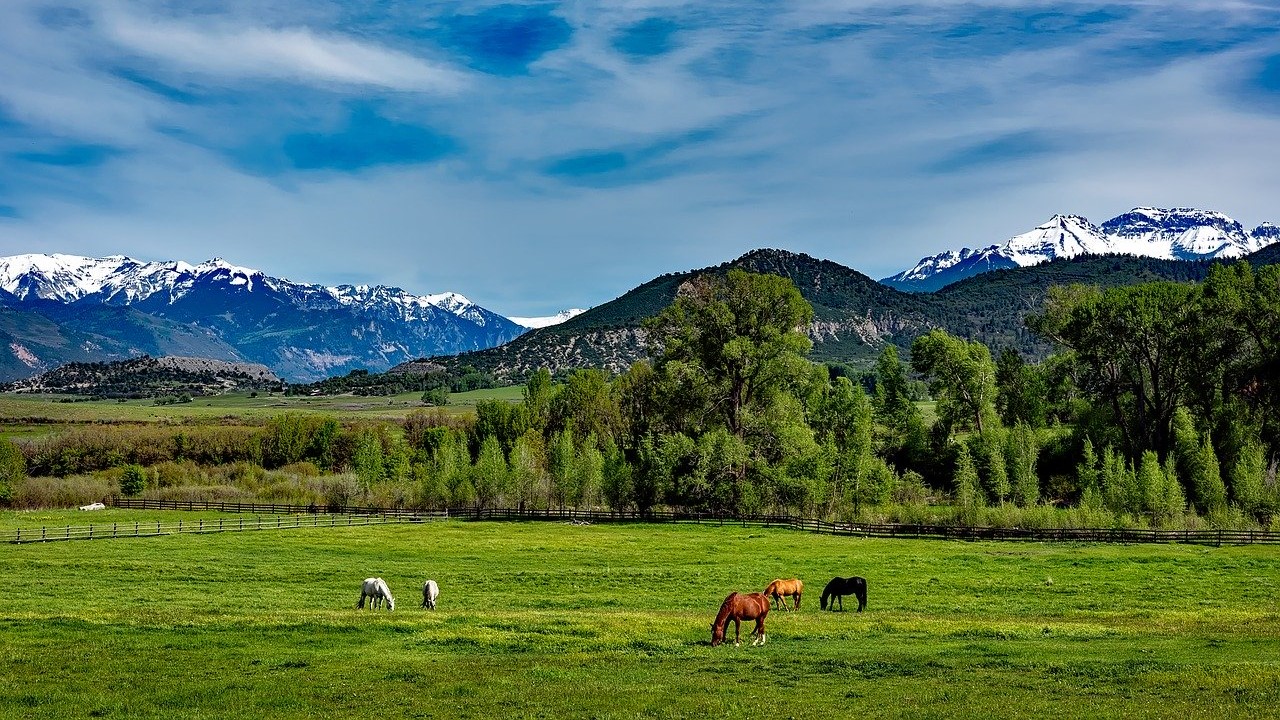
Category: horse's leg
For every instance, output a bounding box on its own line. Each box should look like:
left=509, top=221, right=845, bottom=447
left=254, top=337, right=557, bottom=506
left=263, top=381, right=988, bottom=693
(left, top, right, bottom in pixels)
left=733, top=618, right=742, bottom=647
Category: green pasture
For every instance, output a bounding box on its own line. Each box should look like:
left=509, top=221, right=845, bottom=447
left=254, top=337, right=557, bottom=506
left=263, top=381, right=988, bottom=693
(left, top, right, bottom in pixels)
left=0, top=386, right=525, bottom=428
left=1, top=517, right=1278, bottom=718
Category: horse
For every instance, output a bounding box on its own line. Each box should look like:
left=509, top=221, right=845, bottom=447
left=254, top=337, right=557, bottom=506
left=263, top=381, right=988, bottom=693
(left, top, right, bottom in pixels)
left=421, top=579, right=440, bottom=610
left=710, top=592, right=770, bottom=647
left=356, top=577, right=395, bottom=611
left=764, top=578, right=804, bottom=611
left=819, top=576, right=867, bottom=612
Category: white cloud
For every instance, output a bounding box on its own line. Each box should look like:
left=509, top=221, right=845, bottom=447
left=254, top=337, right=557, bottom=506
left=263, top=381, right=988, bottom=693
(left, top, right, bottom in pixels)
left=102, top=10, right=468, bottom=93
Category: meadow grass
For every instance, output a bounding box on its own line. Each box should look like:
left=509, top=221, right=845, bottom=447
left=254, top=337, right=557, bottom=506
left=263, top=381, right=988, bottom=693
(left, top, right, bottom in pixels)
left=0, top=386, right=525, bottom=429
left=1, top=517, right=1278, bottom=718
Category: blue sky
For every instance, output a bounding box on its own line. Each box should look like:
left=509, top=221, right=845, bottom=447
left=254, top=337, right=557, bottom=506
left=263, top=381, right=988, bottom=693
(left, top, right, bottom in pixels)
left=2, top=1, right=1279, bottom=316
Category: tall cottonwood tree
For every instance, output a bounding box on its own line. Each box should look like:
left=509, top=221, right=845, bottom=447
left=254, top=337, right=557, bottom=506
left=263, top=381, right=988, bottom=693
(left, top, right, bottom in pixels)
left=911, top=329, right=1000, bottom=437
left=645, top=269, right=813, bottom=440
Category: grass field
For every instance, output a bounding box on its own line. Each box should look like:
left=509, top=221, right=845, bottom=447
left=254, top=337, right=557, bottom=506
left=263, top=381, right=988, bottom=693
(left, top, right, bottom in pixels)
left=2, top=515, right=1278, bottom=719
left=0, top=386, right=525, bottom=430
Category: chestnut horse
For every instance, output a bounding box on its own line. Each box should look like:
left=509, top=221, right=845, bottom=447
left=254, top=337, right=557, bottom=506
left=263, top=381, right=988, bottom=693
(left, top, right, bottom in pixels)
left=710, top=592, right=770, bottom=647
left=764, top=578, right=804, bottom=611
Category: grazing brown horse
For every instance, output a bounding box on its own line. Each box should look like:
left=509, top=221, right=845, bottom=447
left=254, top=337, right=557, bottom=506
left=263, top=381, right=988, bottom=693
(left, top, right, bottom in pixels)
left=764, top=578, right=804, bottom=611
left=710, top=592, right=770, bottom=647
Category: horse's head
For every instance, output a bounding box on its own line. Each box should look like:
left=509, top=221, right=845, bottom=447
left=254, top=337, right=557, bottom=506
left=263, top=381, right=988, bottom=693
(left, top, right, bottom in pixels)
left=710, top=622, right=724, bottom=647
left=386, top=597, right=395, bottom=611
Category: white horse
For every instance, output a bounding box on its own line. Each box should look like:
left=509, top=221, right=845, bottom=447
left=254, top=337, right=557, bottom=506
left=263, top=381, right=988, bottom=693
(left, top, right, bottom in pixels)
left=356, top=577, right=395, bottom=611
left=421, top=580, right=439, bottom=610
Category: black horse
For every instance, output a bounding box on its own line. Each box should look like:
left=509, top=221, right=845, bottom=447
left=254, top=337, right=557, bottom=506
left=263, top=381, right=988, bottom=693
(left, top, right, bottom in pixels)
left=819, top=576, right=867, bottom=612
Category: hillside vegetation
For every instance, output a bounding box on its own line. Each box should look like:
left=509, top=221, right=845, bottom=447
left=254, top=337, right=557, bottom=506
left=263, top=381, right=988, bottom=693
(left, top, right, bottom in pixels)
left=2, top=355, right=283, bottom=399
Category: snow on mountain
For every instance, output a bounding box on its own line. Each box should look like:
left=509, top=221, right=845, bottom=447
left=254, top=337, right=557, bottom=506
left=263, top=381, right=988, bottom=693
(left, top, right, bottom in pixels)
left=0, top=253, right=512, bottom=325
left=883, top=207, right=1278, bottom=292
left=0, top=253, right=533, bottom=382
left=0, top=253, right=132, bottom=301
left=509, top=309, right=588, bottom=329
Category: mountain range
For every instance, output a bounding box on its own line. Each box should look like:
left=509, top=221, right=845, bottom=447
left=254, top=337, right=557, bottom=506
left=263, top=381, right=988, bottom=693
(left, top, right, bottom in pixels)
left=882, top=207, right=1278, bottom=292
left=0, top=254, right=533, bottom=382
left=4, top=206, right=1277, bottom=387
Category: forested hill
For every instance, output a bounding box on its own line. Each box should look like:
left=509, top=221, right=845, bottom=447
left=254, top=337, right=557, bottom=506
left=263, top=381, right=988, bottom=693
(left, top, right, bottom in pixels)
left=929, top=254, right=1219, bottom=356
left=388, top=246, right=1275, bottom=385
left=3, top=355, right=283, bottom=398
left=418, top=249, right=939, bottom=381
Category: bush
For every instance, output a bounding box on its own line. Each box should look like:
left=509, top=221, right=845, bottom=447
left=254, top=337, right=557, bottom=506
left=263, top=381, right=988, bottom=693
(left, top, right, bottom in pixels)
left=0, top=438, right=24, bottom=506
left=120, top=464, right=147, bottom=497
left=12, top=474, right=114, bottom=509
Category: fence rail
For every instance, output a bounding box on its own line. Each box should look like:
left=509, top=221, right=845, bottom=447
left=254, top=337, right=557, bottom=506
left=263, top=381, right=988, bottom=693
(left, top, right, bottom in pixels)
left=3, top=513, right=419, bottom=544
left=10, top=499, right=1280, bottom=546
left=111, top=498, right=449, bottom=519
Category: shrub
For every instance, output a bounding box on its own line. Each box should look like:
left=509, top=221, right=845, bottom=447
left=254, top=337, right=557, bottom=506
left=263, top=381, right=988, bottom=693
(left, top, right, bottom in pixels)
left=0, top=438, right=24, bottom=506
left=12, top=474, right=114, bottom=509
left=120, top=464, right=147, bottom=497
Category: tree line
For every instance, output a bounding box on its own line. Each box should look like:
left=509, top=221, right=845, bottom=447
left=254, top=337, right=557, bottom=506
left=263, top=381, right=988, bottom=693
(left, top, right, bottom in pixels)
left=2, top=265, right=1278, bottom=528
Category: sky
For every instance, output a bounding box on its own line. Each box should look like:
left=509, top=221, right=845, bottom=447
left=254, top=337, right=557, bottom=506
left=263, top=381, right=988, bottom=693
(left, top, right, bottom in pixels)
left=1, top=1, right=1280, bottom=316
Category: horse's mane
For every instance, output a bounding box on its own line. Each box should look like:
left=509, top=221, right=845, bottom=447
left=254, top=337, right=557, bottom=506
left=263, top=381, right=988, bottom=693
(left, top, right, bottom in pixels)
left=713, top=592, right=740, bottom=629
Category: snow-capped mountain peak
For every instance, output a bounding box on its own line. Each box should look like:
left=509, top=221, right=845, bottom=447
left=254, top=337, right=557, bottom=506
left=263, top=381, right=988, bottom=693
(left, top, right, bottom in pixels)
left=509, top=309, right=588, bottom=329
left=882, top=207, right=1277, bottom=292
left=1002, top=214, right=1108, bottom=266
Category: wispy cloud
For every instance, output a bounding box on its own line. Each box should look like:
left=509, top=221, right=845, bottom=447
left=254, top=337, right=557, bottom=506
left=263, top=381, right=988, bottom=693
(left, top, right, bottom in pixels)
left=103, top=10, right=468, bottom=93
left=2, top=1, right=1280, bottom=315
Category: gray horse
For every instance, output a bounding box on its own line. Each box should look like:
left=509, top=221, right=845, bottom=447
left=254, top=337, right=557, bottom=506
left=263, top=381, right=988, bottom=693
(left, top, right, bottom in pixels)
left=421, top=579, right=440, bottom=610
left=356, top=577, right=395, bottom=611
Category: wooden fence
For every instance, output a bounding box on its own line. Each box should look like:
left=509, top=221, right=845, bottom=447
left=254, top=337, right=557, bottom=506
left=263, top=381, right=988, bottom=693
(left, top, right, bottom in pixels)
left=2, top=513, right=421, bottom=544
left=10, top=499, right=1279, bottom=546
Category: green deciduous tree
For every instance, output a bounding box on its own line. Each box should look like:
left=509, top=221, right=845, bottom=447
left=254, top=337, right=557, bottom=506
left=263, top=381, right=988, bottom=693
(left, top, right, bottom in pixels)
left=0, top=438, right=23, bottom=505
left=471, top=435, right=509, bottom=510
left=911, top=329, right=1000, bottom=437
left=645, top=269, right=813, bottom=439
left=953, top=443, right=983, bottom=526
